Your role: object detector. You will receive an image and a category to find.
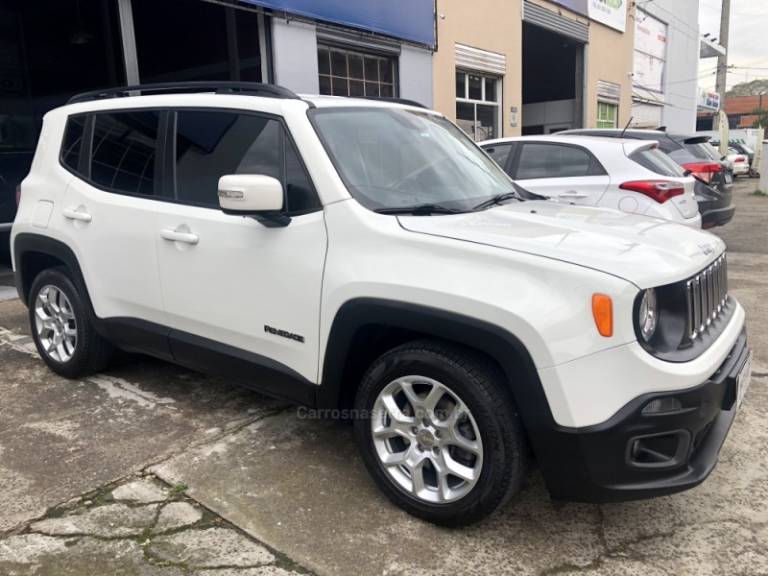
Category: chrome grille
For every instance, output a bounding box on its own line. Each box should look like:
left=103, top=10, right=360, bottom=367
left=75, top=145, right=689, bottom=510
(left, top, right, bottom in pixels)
left=685, top=254, right=728, bottom=339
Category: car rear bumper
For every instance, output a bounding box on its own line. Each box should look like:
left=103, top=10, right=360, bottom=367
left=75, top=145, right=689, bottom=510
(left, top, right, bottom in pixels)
left=700, top=204, right=736, bottom=229
left=537, top=328, right=749, bottom=503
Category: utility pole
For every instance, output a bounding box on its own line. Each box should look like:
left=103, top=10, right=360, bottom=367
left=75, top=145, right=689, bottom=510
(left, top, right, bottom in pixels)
left=713, top=0, right=731, bottom=130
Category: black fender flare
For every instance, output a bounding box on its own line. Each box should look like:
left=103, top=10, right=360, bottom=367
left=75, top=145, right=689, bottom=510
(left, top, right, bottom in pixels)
left=13, top=233, right=92, bottom=309
left=317, top=298, right=558, bottom=443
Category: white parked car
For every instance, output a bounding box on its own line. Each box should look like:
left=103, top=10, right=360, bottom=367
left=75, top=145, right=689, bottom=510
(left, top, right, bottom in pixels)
left=726, top=148, right=750, bottom=177
left=12, top=84, right=750, bottom=526
left=479, top=135, right=702, bottom=228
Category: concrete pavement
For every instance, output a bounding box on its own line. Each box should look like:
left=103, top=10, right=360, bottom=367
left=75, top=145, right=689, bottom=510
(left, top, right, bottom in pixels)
left=1, top=179, right=766, bottom=575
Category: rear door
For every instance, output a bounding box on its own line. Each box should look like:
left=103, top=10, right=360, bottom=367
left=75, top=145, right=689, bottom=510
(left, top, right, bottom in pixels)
left=60, top=110, right=169, bottom=327
left=509, top=142, right=609, bottom=206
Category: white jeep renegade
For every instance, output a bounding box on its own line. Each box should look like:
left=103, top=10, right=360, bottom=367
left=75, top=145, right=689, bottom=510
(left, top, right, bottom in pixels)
left=12, top=83, right=752, bottom=526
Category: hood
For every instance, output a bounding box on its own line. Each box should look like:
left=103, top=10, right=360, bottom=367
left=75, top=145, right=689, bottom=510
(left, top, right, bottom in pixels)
left=399, top=201, right=725, bottom=288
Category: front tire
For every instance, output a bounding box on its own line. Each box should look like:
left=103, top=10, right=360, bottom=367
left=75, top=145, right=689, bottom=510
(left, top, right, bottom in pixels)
left=28, top=267, right=113, bottom=378
left=354, top=340, right=528, bottom=526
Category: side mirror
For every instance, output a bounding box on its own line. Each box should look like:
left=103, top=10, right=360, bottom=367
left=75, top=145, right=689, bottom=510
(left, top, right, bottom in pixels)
left=218, top=174, right=289, bottom=226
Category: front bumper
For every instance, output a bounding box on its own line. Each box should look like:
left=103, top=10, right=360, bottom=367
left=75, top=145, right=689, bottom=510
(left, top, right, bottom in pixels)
left=537, top=329, right=750, bottom=503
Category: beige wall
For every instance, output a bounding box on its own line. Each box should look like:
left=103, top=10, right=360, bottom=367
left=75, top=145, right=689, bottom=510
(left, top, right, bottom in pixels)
left=432, top=0, right=635, bottom=134
left=433, top=0, right=523, bottom=137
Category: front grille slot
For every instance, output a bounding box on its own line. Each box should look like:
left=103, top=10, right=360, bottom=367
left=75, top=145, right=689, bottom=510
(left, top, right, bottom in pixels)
left=686, top=254, right=728, bottom=340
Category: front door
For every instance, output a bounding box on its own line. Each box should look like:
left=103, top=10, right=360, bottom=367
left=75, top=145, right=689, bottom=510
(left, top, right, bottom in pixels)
left=512, top=142, right=609, bottom=206
left=154, top=109, right=326, bottom=384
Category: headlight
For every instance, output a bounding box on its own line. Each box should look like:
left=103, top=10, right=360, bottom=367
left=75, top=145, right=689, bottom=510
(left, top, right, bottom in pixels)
left=638, top=289, right=658, bottom=342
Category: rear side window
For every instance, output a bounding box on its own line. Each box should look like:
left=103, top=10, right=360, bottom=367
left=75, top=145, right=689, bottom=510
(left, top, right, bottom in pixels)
left=61, top=115, right=86, bottom=173
left=91, top=112, right=160, bottom=196
left=630, top=148, right=685, bottom=178
left=515, top=143, right=603, bottom=180
left=174, top=110, right=320, bottom=214
left=684, top=142, right=720, bottom=161
left=482, top=144, right=513, bottom=172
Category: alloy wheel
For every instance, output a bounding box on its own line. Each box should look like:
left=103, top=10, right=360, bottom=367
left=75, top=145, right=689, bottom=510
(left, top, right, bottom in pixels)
left=34, top=285, right=78, bottom=363
left=371, top=375, right=484, bottom=504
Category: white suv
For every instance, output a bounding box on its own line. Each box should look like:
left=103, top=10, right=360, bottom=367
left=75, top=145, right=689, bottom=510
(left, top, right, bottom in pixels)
left=12, top=83, right=751, bottom=526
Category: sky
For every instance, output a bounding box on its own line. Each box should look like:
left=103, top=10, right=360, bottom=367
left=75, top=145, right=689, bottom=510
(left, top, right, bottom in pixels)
left=698, top=0, right=768, bottom=91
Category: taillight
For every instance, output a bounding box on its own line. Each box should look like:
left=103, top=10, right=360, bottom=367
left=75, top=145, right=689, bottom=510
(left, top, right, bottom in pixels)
left=15, top=184, right=22, bottom=207
left=620, top=180, right=686, bottom=203
left=735, top=156, right=746, bottom=163
left=682, top=162, right=722, bottom=184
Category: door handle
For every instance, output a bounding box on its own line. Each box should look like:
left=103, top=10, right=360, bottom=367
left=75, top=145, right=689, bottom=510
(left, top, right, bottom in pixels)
left=62, top=207, right=92, bottom=223
left=160, top=228, right=199, bottom=245
left=558, top=191, right=588, bottom=199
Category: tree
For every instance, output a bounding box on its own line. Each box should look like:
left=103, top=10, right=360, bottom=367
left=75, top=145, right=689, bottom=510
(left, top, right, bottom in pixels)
left=753, top=109, right=768, bottom=128
left=726, top=79, right=768, bottom=97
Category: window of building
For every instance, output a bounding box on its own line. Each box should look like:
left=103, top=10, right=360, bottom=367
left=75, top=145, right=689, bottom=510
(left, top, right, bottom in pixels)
left=317, top=45, right=397, bottom=98
left=596, top=102, right=619, bottom=129
left=174, top=111, right=320, bottom=214
left=515, top=143, right=599, bottom=180
left=132, top=0, right=263, bottom=83
left=455, top=70, right=501, bottom=141
left=90, top=112, right=160, bottom=196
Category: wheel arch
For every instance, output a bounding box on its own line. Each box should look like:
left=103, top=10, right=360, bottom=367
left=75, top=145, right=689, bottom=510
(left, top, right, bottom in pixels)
left=317, top=298, right=557, bottom=443
left=13, top=233, right=92, bottom=311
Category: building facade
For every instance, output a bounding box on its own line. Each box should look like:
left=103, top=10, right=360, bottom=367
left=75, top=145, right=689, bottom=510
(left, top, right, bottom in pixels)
left=0, top=0, right=435, bottom=226
left=432, top=0, right=635, bottom=140
left=630, top=0, right=700, bottom=133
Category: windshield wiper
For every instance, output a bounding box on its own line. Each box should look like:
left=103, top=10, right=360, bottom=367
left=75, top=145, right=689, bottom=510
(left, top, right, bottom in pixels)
left=473, top=192, right=520, bottom=211
left=374, top=204, right=463, bottom=216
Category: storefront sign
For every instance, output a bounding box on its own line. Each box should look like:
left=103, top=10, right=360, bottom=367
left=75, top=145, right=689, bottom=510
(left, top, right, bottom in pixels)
left=548, top=0, right=627, bottom=33
left=697, top=90, right=721, bottom=111
left=242, top=0, right=436, bottom=47
left=633, top=10, right=667, bottom=93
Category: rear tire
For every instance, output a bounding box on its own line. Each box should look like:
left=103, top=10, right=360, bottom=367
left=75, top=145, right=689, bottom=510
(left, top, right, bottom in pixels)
left=353, top=340, right=528, bottom=526
left=28, top=267, right=113, bottom=378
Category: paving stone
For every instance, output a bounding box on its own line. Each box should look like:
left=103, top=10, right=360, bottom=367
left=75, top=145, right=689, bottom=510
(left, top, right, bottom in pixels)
left=202, top=568, right=305, bottom=576
left=150, top=527, right=275, bottom=568
left=112, top=478, right=169, bottom=503
left=155, top=501, right=203, bottom=532
left=1, top=537, right=185, bottom=576
left=0, top=534, right=70, bottom=564
left=31, top=503, right=157, bottom=537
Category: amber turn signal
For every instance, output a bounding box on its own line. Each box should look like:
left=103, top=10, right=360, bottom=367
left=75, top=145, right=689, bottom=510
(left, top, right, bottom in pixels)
left=592, top=294, right=613, bottom=337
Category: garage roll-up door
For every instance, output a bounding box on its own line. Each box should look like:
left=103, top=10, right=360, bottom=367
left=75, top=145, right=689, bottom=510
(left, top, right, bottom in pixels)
left=523, top=1, right=589, bottom=43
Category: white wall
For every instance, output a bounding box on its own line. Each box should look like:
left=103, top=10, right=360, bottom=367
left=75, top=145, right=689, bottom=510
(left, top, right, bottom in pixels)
left=522, top=99, right=577, bottom=131
left=271, top=18, right=319, bottom=94
left=632, top=0, right=699, bottom=134
left=399, top=45, right=433, bottom=107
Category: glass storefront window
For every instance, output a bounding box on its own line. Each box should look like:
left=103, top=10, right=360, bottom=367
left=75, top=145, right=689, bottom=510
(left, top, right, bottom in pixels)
left=597, top=102, right=619, bottom=128
left=317, top=45, right=397, bottom=98
left=455, top=70, right=501, bottom=141
left=0, top=0, right=124, bottom=225
left=131, top=0, right=263, bottom=83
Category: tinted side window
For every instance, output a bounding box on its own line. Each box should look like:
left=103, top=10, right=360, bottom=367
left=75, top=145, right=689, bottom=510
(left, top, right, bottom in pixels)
left=630, top=148, right=685, bottom=177
left=91, top=112, right=160, bottom=196
left=516, top=144, right=597, bottom=180
left=61, top=115, right=86, bottom=174
left=482, top=144, right=513, bottom=172
left=175, top=110, right=320, bottom=213
left=285, top=139, right=320, bottom=213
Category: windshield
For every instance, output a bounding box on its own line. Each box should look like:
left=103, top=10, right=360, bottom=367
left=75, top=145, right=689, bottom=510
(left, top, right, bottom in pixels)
left=310, top=107, right=516, bottom=212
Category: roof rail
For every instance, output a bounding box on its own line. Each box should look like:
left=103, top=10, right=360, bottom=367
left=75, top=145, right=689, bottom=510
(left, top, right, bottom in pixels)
left=67, top=81, right=300, bottom=104
left=358, top=96, right=428, bottom=109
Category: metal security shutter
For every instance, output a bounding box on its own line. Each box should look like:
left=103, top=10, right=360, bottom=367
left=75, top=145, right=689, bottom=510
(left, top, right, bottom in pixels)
left=597, top=80, right=621, bottom=104
left=455, top=44, right=506, bottom=75
left=523, top=1, right=589, bottom=43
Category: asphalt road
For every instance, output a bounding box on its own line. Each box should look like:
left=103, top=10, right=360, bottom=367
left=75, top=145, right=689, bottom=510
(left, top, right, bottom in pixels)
left=0, top=179, right=766, bottom=576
